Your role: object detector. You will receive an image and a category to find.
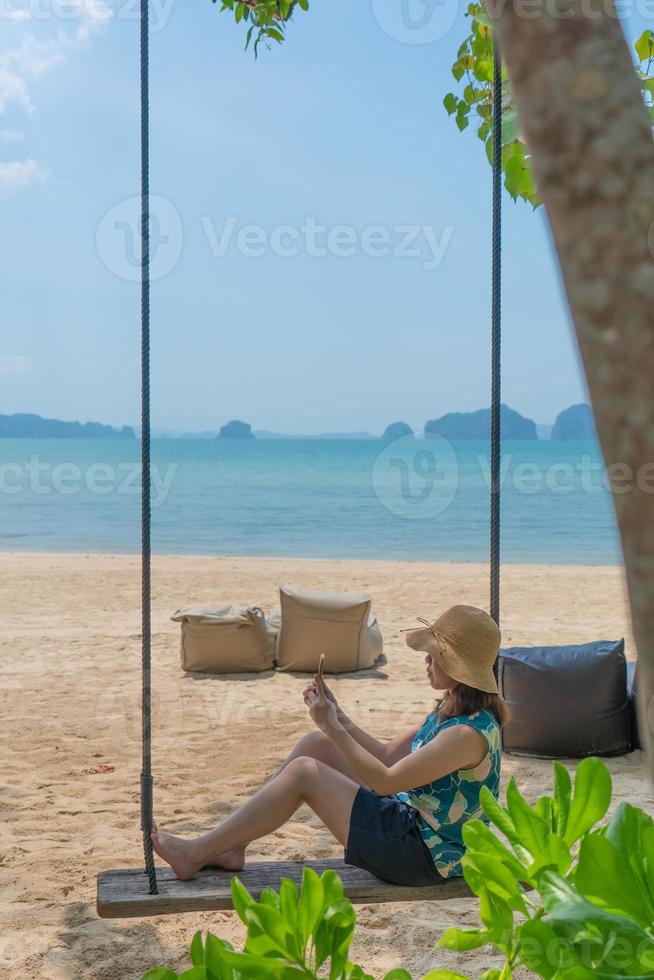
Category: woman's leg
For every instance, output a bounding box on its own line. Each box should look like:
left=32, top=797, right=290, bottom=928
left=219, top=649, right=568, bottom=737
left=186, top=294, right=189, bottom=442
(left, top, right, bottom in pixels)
left=151, top=756, right=359, bottom=880
left=273, top=731, right=368, bottom=786
left=173, top=733, right=366, bottom=874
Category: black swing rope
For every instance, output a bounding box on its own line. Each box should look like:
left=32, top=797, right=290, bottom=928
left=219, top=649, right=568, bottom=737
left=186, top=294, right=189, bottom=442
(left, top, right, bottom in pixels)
left=139, top=0, right=158, bottom=895
left=135, top=9, right=502, bottom=897
left=490, top=39, right=502, bottom=628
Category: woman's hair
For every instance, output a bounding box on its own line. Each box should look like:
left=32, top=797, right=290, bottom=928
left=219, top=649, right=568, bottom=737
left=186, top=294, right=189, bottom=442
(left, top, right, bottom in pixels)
left=437, top=682, right=509, bottom=727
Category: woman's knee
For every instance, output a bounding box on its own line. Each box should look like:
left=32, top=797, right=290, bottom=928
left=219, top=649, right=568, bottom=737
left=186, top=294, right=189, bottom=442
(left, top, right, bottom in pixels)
left=293, top=731, right=329, bottom=761
left=283, top=755, right=321, bottom=795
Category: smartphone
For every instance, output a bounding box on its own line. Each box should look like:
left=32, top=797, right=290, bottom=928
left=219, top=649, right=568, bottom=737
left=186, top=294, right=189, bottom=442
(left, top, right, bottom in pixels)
left=318, top=652, right=326, bottom=679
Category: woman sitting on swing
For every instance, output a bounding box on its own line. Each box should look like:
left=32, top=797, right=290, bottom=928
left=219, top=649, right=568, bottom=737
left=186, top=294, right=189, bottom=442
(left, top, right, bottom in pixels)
left=151, top=604, right=507, bottom=885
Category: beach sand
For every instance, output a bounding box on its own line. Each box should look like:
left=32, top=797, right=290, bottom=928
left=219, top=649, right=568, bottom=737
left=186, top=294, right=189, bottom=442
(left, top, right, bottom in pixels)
left=1, top=553, right=649, bottom=979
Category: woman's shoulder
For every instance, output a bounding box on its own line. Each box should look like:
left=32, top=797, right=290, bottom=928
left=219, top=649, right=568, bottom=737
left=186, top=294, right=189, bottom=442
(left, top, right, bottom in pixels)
left=437, top=708, right=499, bottom=737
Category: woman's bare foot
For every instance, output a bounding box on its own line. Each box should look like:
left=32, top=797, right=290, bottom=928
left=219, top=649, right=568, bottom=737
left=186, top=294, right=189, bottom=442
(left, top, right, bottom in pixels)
left=206, top=847, right=246, bottom=872
left=150, top=823, right=201, bottom=881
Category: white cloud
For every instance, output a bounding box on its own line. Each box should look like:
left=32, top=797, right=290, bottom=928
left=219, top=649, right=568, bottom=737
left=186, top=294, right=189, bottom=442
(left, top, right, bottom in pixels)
left=0, top=128, right=25, bottom=142
left=0, top=157, right=46, bottom=186
left=0, top=2, right=113, bottom=176
left=0, top=354, right=33, bottom=376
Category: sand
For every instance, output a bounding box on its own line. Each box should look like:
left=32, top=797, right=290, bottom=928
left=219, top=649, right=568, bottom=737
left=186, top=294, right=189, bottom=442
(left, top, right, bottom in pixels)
left=0, top=553, right=649, bottom=980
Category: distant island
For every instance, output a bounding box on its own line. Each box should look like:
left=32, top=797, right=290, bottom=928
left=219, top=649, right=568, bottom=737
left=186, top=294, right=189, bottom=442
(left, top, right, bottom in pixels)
left=218, top=420, right=255, bottom=440
left=551, top=403, right=596, bottom=440
left=2, top=405, right=600, bottom=441
left=0, top=413, right=135, bottom=439
left=425, top=405, right=537, bottom=440
left=382, top=421, right=413, bottom=442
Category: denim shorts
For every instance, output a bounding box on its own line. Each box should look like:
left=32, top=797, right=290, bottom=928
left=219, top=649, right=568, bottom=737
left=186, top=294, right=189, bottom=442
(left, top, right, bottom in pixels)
left=344, top=787, right=446, bottom=887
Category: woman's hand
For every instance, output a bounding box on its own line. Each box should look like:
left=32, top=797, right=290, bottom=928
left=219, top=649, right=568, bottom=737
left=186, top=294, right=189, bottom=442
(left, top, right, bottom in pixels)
left=303, top=675, right=338, bottom=707
left=304, top=676, right=342, bottom=734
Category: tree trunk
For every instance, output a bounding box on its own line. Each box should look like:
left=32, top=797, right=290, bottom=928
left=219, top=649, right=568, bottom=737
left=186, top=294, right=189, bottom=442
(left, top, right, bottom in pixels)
left=491, top=0, right=654, bottom=764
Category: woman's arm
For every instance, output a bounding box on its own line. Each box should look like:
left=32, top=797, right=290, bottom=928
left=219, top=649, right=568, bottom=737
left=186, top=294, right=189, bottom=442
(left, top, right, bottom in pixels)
left=309, top=678, right=418, bottom=765
left=326, top=722, right=487, bottom=795
left=307, top=678, right=487, bottom=794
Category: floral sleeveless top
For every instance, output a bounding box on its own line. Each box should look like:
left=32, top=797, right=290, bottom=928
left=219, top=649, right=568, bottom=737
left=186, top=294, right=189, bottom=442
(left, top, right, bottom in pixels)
left=396, top=708, right=501, bottom=878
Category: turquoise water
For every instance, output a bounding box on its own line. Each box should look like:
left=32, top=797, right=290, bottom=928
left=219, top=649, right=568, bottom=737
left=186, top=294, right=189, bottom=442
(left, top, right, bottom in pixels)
left=0, top=438, right=621, bottom=564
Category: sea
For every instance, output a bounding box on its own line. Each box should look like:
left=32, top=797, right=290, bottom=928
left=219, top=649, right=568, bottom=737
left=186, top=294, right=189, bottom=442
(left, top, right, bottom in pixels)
left=0, top=437, right=621, bottom=565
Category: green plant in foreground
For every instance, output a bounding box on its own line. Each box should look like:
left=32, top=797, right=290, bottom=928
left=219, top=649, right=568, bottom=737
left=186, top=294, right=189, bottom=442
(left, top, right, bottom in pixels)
left=440, top=756, right=654, bottom=978
left=142, top=759, right=654, bottom=979
left=142, top=865, right=446, bottom=979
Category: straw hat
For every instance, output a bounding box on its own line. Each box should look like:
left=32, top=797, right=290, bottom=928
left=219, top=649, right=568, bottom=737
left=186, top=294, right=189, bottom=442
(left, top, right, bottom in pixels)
left=403, top=605, right=501, bottom=694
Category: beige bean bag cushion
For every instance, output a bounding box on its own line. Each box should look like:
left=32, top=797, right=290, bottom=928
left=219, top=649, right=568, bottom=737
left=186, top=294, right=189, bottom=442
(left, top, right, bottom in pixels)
left=172, top=605, right=277, bottom=673
left=276, top=585, right=383, bottom=673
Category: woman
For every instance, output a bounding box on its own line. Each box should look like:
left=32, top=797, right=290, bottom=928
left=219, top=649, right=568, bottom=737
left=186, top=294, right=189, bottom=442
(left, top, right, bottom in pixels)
left=151, top=604, right=507, bottom=885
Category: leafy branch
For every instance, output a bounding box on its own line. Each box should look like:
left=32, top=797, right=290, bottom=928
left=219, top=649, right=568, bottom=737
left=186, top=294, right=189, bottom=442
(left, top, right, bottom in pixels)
left=212, top=0, right=309, bottom=57
left=444, top=6, right=654, bottom=208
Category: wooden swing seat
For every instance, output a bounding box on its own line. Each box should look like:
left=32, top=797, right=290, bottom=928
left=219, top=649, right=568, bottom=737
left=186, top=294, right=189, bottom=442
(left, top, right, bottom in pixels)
left=97, top=858, right=471, bottom=918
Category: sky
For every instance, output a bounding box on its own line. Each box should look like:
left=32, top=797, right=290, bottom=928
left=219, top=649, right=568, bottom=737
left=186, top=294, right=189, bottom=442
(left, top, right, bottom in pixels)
left=0, top=0, right=648, bottom=434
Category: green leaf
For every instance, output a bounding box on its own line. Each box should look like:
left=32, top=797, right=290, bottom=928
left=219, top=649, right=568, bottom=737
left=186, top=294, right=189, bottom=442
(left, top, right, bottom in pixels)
left=563, top=757, right=611, bottom=846
left=526, top=833, right=571, bottom=878
left=219, top=949, right=305, bottom=978
left=278, top=877, right=299, bottom=935
left=259, top=887, right=281, bottom=909
left=142, top=971, right=179, bottom=980
left=297, top=866, right=324, bottom=944
left=474, top=59, right=493, bottom=83
left=500, top=107, right=519, bottom=146
left=552, top=762, right=572, bottom=837
left=518, top=918, right=561, bottom=979
left=439, top=927, right=491, bottom=951
left=204, top=934, right=235, bottom=980
left=505, top=778, right=550, bottom=859
left=575, top=830, right=654, bottom=927
left=471, top=7, right=493, bottom=27
left=477, top=885, right=514, bottom=951
left=190, top=932, right=204, bottom=967
left=243, top=903, right=295, bottom=958
left=382, top=972, right=412, bottom=980
left=326, top=898, right=357, bottom=979
left=320, top=869, right=344, bottom=907
left=593, top=803, right=654, bottom=925
left=462, top=849, right=528, bottom=913
left=635, top=29, right=654, bottom=63
left=462, top=819, right=529, bottom=882
left=534, top=795, right=552, bottom=828
left=230, top=877, right=255, bottom=924
left=540, top=871, right=654, bottom=960
left=479, top=786, right=519, bottom=846
left=443, top=93, right=458, bottom=116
